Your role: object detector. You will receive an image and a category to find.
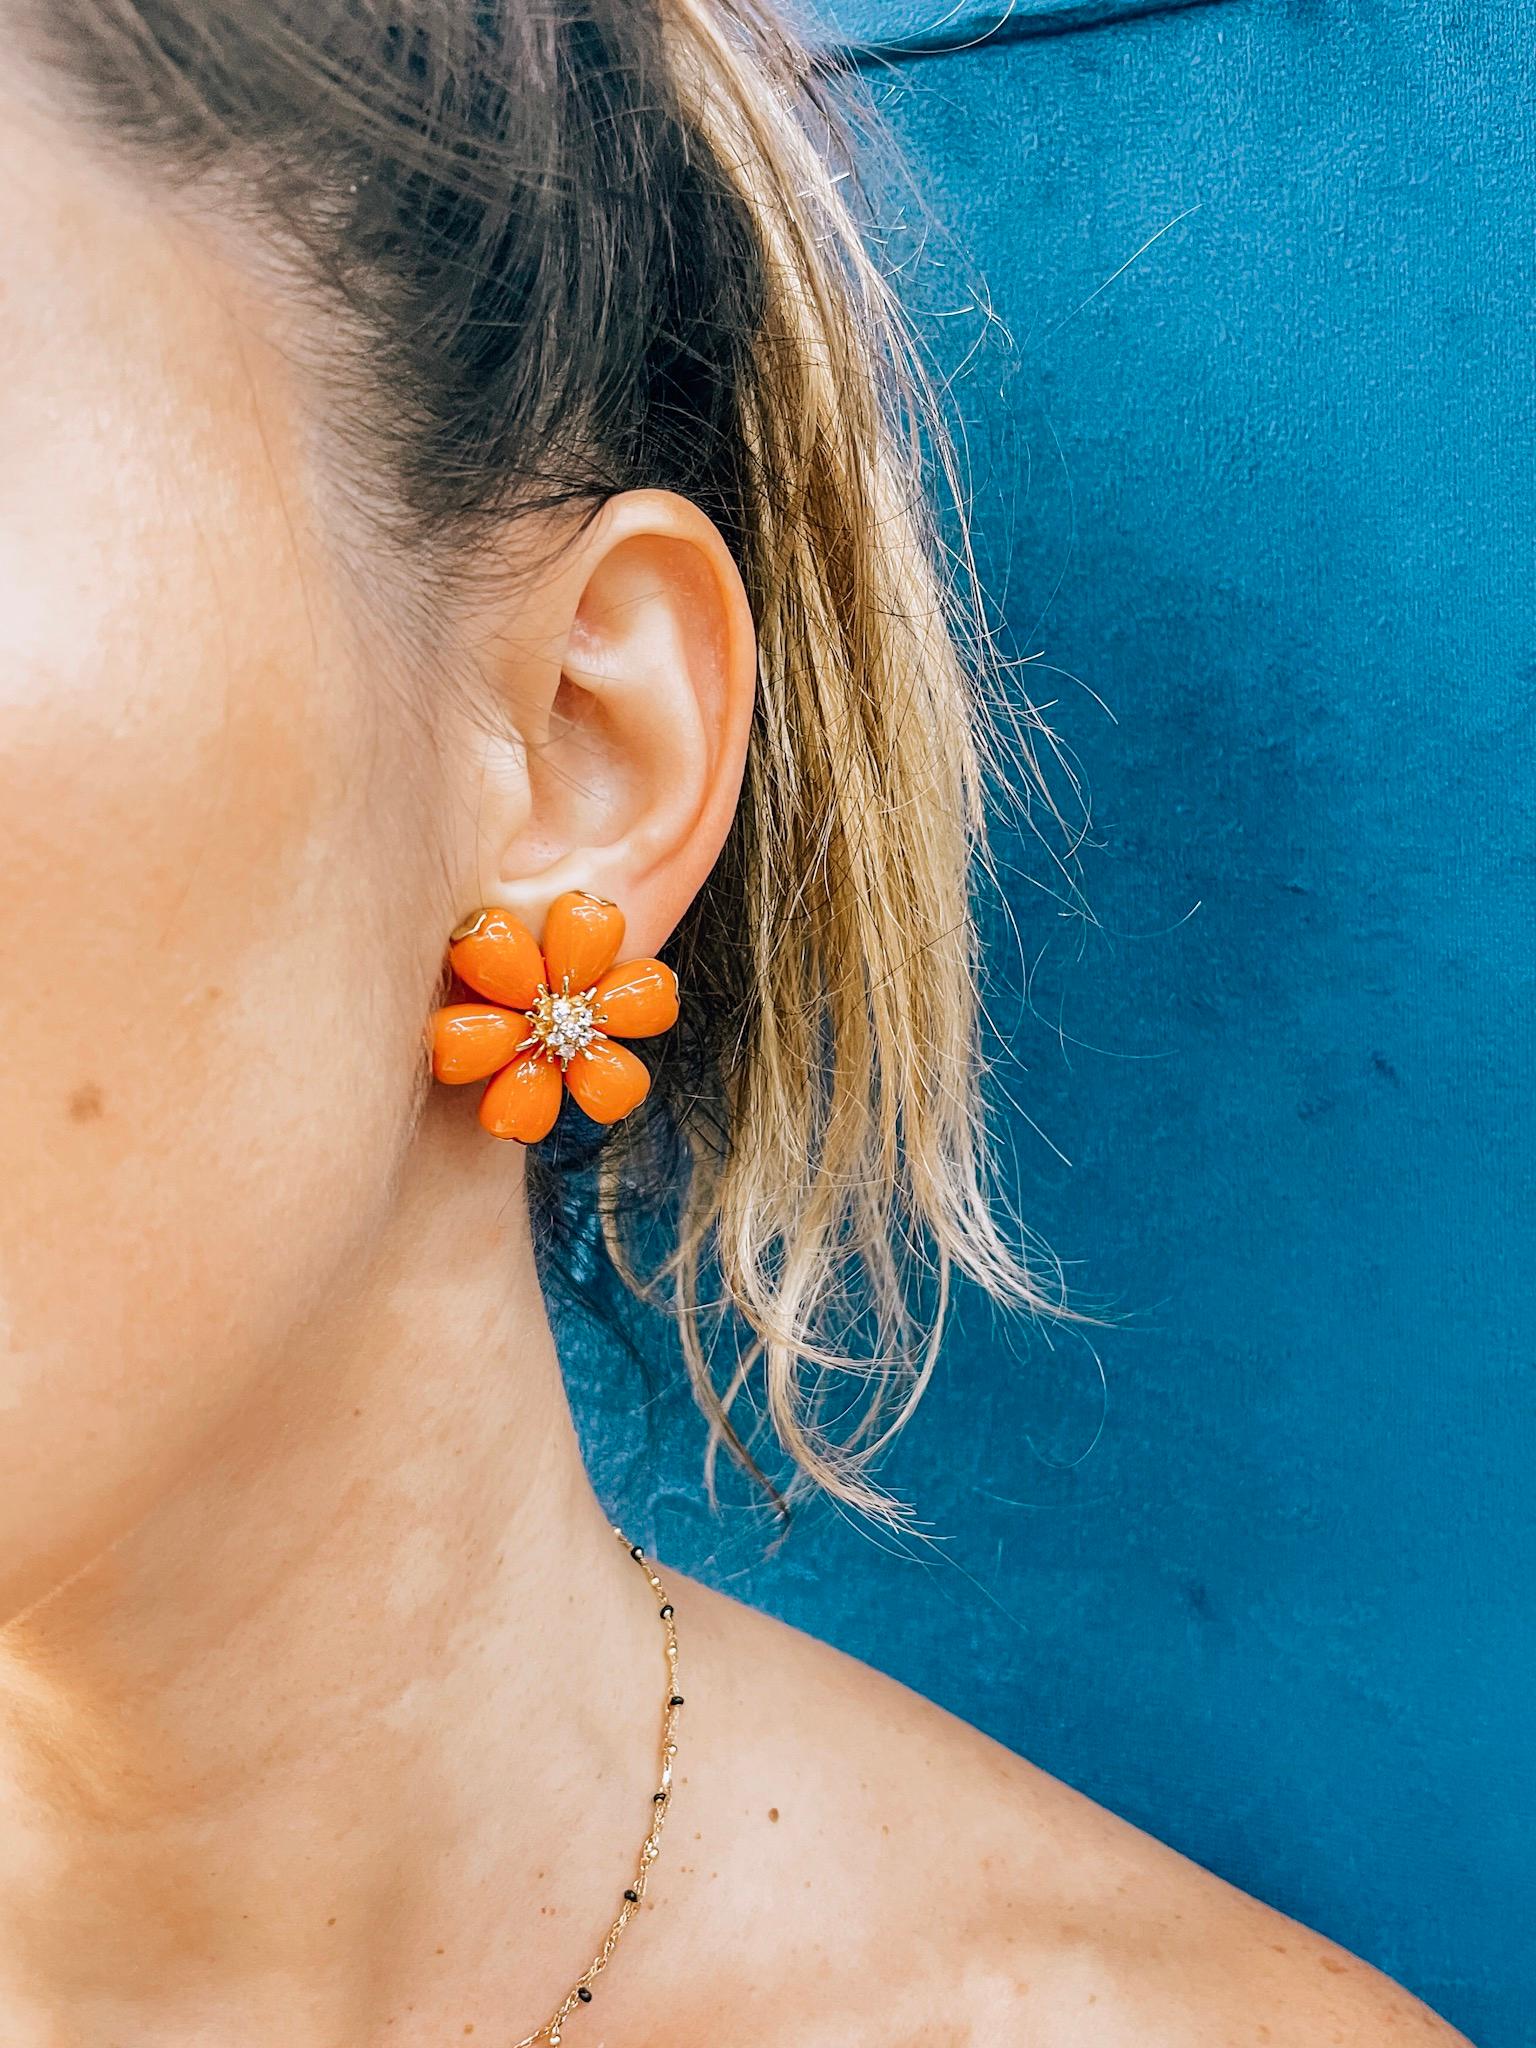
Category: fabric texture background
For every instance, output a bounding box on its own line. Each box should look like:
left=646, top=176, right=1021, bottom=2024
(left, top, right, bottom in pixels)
left=559, top=4, right=1535, bottom=2039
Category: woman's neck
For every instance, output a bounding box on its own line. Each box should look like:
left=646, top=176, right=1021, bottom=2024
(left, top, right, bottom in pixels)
left=0, top=1107, right=662, bottom=2043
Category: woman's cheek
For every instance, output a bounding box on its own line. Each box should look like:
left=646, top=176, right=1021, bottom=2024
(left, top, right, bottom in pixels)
left=0, top=596, right=432, bottom=1613
left=0, top=188, right=438, bottom=1610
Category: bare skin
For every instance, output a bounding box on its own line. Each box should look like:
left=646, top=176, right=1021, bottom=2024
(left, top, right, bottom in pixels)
left=0, top=78, right=1469, bottom=2048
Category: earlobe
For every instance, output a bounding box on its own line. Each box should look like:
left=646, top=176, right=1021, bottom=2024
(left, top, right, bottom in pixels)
left=476, top=490, right=756, bottom=961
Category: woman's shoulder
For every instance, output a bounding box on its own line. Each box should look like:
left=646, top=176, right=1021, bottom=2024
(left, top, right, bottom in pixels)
left=666, top=1573, right=1470, bottom=2047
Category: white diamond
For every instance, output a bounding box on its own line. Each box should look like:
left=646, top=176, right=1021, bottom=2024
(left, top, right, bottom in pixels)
left=530, top=985, right=597, bottom=1062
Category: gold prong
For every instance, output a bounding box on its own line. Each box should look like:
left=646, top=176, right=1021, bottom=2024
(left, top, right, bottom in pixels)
left=449, top=908, right=489, bottom=943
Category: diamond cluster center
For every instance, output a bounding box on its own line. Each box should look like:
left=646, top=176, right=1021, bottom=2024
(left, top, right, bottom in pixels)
left=526, top=981, right=599, bottom=1066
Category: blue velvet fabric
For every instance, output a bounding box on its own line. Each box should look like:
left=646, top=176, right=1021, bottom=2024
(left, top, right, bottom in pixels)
left=561, top=4, right=1535, bottom=2039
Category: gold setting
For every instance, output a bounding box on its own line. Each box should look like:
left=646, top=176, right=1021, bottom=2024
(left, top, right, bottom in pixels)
left=518, top=973, right=610, bottom=1070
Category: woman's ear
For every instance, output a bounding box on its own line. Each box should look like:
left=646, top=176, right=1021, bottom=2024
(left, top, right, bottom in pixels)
left=454, top=490, right=756, bottom=958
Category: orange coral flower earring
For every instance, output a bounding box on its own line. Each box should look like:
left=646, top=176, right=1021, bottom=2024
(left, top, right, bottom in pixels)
left=429, top=891, right=679, bottom=1144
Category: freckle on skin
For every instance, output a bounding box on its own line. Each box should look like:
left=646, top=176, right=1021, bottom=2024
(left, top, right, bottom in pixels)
left=768, top=1807, right=779, bottom=1822
left=68, top=1082, right=104, bottom=1121
left=1320, top=1956, right=1348, bottom=1975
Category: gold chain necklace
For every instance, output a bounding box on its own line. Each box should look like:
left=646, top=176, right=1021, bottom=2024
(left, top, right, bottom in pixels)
left=509, top=1527, right=684, bottom=2047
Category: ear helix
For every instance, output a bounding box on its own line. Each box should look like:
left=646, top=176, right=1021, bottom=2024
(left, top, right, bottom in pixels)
left=429, top=891, right=679, bottom=1144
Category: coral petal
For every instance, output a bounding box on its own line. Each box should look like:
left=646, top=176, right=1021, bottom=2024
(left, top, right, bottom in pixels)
left=592, top=958, right=679, bottom=1039
left=431, top=1003, right=527, bottom=1085
left=479, top=1051, right=562, bottom=1143
left=449, top=909, right=544, bottom=1010
left=543, top=891, right=625, bottom=990
left=564, top=1038, right=651, bottom=1125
